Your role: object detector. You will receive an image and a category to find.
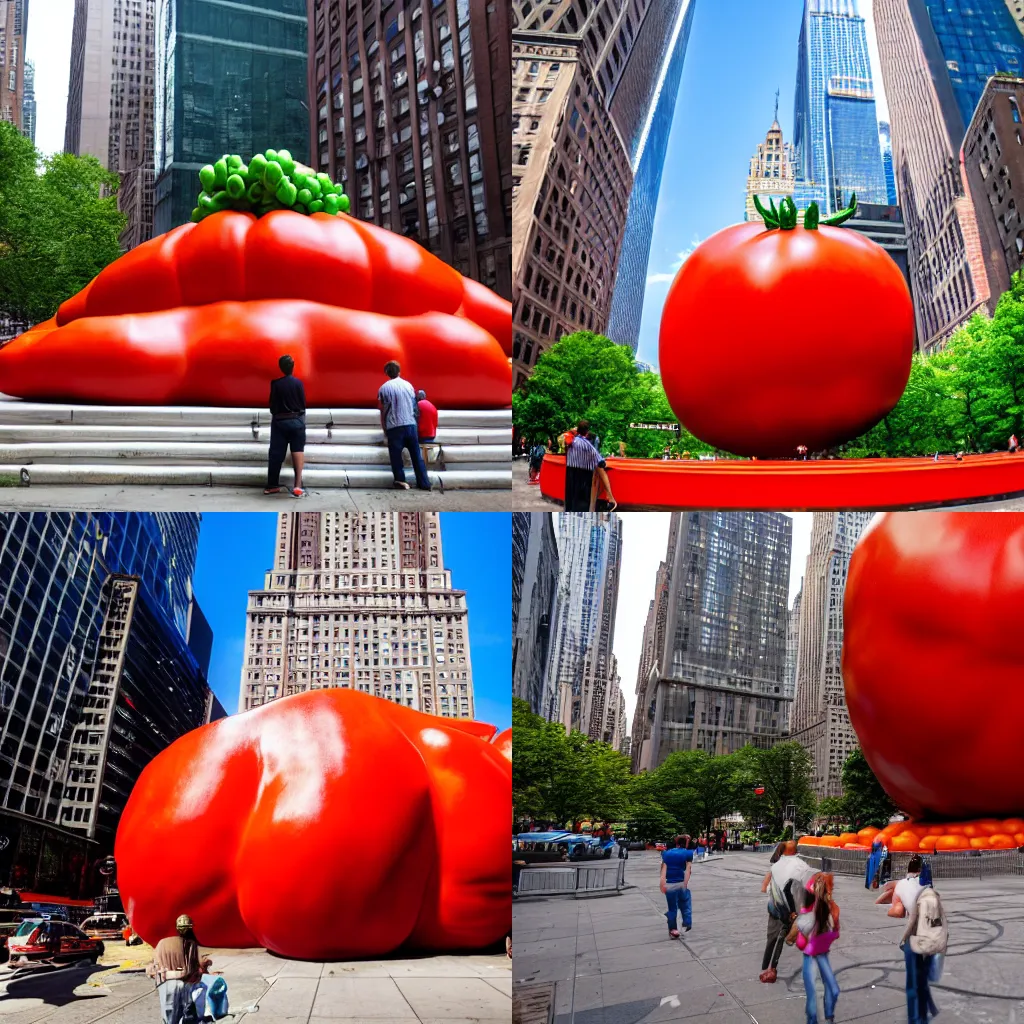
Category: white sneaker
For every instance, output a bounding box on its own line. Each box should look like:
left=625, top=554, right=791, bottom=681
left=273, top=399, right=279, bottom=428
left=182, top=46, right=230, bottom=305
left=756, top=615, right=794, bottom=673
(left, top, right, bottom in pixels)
left=393, top=480, right=410, bottom=489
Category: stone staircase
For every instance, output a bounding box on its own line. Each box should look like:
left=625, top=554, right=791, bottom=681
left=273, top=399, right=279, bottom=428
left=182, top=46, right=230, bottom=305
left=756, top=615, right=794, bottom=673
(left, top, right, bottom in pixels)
left=0, top=399, right=511, bottom=490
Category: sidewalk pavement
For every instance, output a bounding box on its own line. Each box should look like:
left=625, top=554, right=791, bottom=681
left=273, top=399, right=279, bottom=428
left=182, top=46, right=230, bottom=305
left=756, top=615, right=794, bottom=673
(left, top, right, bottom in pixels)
left=0, top=946, right=510, bottom=1024
left=512, top=849, right=1024, bottom=1024
left=0, top=484, right=512, bottom=512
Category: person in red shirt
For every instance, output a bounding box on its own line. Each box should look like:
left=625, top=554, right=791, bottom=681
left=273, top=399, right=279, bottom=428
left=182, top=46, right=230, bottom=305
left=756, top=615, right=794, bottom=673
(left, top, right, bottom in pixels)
left=416, top=389, right=439, bottom=469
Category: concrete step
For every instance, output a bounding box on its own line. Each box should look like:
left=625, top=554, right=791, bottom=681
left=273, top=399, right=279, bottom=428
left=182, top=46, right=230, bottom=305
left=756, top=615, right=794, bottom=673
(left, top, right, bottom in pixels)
left=0, top=399, right=512, bottom=489
left=0, top=441, right=510, bottom=465
left=0, top=464, right=510, bottom=490
left=0, top=398, right=512, bottom=429
left=0, top=424, right=511, bottom=445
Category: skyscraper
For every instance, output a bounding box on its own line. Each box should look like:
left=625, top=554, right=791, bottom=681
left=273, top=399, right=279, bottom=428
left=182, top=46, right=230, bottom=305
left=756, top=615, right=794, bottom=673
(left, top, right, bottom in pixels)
left=606, top=0, right=696, bottom=353
left=793, top=0, right=888, bottom=213
left=239, top=512, right=473, bottom=719
left=634, top=512, right=792, bottom=772
left=879, top=121, right=897, bottom=204
left=306, top=0, right=510, bottom=299
left=785, top=584, right=802, bottom=704
left=65, top=0, right=156, bottom=248
left=0, top=513, right=211, bottom=895
left=545, top=512, right=622, bottom=740
left=20, top=56, right=32, bottom=142
left=874, top=0, right=1024, bottom=351
left=512, top=1, right=684, bottom=386
left=631, top=553, right=671, bottom=772
left=790, top=511, right=873, bottom=798
left=0, top=0, right=28, bottom=130
left=512, top=513, right=560, bottom=719
left=153, top=0, right=310, bottom=235
left=744, top=114, right=828, bottom=222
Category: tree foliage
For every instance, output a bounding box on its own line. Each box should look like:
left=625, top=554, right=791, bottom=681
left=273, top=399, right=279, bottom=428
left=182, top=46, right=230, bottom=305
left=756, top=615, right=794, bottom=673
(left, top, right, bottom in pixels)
left=840, top=747, right=897, bottom=828
left=512, top=331, right=713, bottom=457
left=0, top=122, right=125, bottom=331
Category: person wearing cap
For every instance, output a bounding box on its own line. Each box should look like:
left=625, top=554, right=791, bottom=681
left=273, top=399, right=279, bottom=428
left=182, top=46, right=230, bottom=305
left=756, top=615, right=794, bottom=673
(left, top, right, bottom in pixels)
left=148, top=913, right=212, bottom=1024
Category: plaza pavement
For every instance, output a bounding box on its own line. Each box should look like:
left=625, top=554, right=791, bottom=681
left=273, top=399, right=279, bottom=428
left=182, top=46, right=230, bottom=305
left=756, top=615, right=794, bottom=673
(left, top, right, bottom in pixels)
left=0, top=945, right=510, bottom=1024
left=0, top=483, right=512, bottom=512
left=512, top=849, right=1024, bottom=1024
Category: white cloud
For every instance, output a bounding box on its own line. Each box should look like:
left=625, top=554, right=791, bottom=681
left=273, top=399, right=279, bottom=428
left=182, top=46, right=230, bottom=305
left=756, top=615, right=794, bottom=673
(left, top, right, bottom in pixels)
left=645, top=237, right=702, bottom=288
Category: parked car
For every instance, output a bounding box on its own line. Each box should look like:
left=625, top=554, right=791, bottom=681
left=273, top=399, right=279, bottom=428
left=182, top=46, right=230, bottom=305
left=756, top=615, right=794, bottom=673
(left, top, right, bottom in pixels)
left=5, top=919, right=104, bottom=967
left=0, top=909, right=35, bottom=964
left=80, top=913, right=129, bottom=941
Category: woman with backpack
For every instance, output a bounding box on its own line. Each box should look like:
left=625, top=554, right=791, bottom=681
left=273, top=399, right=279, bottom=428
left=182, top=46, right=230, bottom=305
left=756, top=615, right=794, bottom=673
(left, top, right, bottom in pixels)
left=899, top=858, right=945, bottom=1023
left=787, top=873, right=840, bottom=1024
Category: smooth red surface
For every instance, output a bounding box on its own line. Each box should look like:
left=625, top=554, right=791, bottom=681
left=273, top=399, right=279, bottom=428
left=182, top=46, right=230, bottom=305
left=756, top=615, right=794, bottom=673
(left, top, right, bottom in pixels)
left=0, top=210, right=511, bottom=407
left=115, top=689, right=511, bottom=959
left=0, top=303, right=510, bottom=408
left=842, top=513, right=1024, bottom=820
left=658, top=222, right=914, bottom=457
left=538, top=453, right=1024, bottom=510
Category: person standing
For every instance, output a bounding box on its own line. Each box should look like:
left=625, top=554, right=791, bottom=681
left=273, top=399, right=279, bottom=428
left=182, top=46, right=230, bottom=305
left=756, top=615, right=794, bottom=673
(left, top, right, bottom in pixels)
left=1010, top=433, right=1019, bottom=453
left=415, top=389, right=438, bottom=470
left=791, top=874, right=841, bottom=1024
left=378, top=361, right=430, bottom=490
left=660, top=834, right=694, bottom=937
left=148, top=914, right=211, bottom=1024
left=528, top=440, right=547, bottom=483
left=760, top=839, right=815, bottom=983
left=563, top=422, right=605, bottom=511
left=894, top=855, right=943, bottom=1023
left=265, top=354, right=307, bottom=497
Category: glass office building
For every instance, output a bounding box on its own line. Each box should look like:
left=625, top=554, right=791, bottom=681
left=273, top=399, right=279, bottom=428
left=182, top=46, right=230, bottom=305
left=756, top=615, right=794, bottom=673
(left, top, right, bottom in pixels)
left=606, top=0, right=695, bottom=353
left=918, top=0, right=1024, bottom=132
left=0, top=513, right=211, bottom=898
left=642, top=512, right=792, bottom=768
left=879, top=121, right=897, bottom=205
left=154, top=0, right=310, bottom=234
left=794, top=0, right=887, bottom=212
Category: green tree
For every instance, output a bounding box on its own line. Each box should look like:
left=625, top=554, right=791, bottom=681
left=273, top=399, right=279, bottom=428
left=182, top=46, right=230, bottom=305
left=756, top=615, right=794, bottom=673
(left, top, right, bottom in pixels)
left=512, top=331, right=640, bottom=447
left=735, top=742, right=817, bottom=835
left=815, top=796, right=846, bottom=834
left=625, top=801, right=678, bottom=844
left=647, top=749, right=748, bottom=839
left=0, top=122, right=125, bottom=331
left=840, top=747, right=896, bottom=828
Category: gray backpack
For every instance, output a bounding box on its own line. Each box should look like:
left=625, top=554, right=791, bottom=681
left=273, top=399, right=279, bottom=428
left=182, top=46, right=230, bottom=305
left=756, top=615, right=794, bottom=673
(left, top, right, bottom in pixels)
left=910, top=887, right=948, bottom=955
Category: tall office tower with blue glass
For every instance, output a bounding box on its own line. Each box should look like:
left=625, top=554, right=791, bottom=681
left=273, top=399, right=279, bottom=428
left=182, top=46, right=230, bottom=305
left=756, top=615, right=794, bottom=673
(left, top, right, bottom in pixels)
left=794, top=0, right=889, bottom=213
left=153, top=0, right=311, bottom=234
left=606, top=0, right=696, bottom=354
left=0, top=513, right=223, bottom=899
left=874, top=0, right=1024, bottom=352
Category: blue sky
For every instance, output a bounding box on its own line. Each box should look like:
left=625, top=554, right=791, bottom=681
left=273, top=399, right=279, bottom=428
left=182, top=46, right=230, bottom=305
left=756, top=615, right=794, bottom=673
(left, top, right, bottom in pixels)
left=636, top=0, right=887, bottom=365
left=192, top=513, right=511, bottom=730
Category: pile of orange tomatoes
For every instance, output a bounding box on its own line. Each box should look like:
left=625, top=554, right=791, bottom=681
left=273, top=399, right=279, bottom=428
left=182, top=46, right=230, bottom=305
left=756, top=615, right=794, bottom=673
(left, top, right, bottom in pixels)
left=800, top=819, right=1024, bottom=853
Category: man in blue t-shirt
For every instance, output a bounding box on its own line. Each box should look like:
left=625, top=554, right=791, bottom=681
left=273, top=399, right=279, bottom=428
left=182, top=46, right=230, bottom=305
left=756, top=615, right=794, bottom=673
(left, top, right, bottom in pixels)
left=660, top=834, right=695, bottom=937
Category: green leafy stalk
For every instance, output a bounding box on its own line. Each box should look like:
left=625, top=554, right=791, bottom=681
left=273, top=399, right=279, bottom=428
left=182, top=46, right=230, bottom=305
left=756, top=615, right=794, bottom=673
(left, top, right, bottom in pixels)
left=189, top=148, right=352, bottom=224
left=822, top=191, right=858, bottom=227
left=804, top=202, right=820, bottom=231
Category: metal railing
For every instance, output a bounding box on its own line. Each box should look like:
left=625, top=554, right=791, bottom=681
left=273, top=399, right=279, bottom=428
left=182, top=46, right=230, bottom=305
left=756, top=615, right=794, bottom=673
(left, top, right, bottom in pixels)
left=515, top=858, right=627, bottom=898
left=799, top=845, right=1024, bottom=879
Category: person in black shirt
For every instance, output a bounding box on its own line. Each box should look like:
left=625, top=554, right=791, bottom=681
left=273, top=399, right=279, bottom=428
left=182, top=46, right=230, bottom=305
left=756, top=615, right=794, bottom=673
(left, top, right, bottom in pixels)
left=266, top=354, right=307, bottom=497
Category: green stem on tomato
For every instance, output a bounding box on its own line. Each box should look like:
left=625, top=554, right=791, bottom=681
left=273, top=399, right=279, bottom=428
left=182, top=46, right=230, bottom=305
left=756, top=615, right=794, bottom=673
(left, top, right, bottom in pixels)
left=821, top=192, right=858, bottom=226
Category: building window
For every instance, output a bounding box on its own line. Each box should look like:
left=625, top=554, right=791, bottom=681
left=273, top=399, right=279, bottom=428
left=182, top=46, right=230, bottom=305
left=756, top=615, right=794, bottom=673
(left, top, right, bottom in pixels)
left=1011, top=96, right=1022, bottom=124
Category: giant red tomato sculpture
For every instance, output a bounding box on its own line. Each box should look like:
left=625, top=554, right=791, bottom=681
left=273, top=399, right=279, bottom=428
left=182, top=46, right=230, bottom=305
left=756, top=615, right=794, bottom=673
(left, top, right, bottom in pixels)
left=115, top=689, right=510, bottom=959
left=659, top=196, right=914, bottom=457
left=842, top=512, right=1024, bottom=821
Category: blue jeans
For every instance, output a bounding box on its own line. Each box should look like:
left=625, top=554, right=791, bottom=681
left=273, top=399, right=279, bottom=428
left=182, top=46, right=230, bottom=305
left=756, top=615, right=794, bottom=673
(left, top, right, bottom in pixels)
left=386, top=424, right=430, bottom=488
left=802, top=953, right=839, bottom=1023
left=267, top=417, right=306, bottom=488
left=904, top=946, right=939, bottom=1023
left=664, top=884, right=691, bottom=930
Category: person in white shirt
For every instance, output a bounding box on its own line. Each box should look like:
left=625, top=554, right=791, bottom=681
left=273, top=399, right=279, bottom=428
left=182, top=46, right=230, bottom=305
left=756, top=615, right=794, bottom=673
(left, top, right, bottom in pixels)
left=893, top=855, right=925, bottom=918
left=759, top=839, right=816, bottom=983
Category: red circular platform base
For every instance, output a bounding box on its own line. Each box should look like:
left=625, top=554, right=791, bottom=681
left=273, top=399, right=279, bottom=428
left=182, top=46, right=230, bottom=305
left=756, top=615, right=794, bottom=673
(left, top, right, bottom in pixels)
left=538, top=453, right=1024, bottom=510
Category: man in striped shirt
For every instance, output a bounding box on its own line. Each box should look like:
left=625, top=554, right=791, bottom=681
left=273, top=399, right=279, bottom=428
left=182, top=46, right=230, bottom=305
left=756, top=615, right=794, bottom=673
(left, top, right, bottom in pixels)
left=564, top=421, right=605, bottom=511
